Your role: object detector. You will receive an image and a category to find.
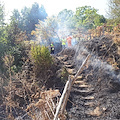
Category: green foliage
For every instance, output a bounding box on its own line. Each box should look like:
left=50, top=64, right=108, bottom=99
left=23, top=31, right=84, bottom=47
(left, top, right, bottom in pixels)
left=0, top=14, right=27, bottom=73
left=11, top=9, right=20, bottom=22
left=33, top=16, right=60, bottom=45
left=0, top=27, right=8, bottom=57
left=60, top=67, right=69, bottom=82
left=108, top=0, right=120, bottom=24
left=31, top=45, right=53, bottom=73
left=0, top=2, right=5, bottom=27
left=0, top=2, right=9, bottom=72
left=6, top=18, right=21, bottom=46
left=10, top=45, right=26, bottom=72
left=73, top=6, right=106, bottom=29
left=11, top=2, right=48, bottom=34
left=44, top=16, right=59, bottom=39
left=57, top=9, right=74, bottom=29
left=94, top=15, right=107, bottom=26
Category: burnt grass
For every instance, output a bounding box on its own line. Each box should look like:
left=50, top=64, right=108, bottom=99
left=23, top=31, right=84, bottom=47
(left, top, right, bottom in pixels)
left=66, top=36, right=120, bottom=120
left=0, top=36, right=120, bottom=120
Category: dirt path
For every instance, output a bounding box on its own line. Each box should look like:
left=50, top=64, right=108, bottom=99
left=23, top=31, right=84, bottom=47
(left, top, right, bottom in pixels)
left=57, top=47, right=120, bottom=120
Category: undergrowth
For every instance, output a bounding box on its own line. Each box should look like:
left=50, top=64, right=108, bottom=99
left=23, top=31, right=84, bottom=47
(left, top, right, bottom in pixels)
left=30, top=45, right=53, bottom=77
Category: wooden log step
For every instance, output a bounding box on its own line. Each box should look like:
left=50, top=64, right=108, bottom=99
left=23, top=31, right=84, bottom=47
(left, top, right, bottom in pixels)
left=66, top=68, right=76, bottom=75
left=79, top=84, right=91, bottom=88
left=64, top=64, right=74, bottom=68
left=75, top=76, right=83, bottom=80
left=84, top=102, right=95, bottom=107
left=82, top=96, right=94, bottom=100
left=74, top=80, right=85, bottom=84
left=63, top=61, right=71, bottom=65
left=73, top=88, right=94, bottom=93
left=70, top=75, right=83, bottom=80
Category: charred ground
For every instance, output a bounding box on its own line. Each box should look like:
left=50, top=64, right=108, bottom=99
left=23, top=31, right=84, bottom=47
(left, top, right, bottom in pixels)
left=66, top=36, right=120, bottom=120
left=0, top=36, right=120, bottom=120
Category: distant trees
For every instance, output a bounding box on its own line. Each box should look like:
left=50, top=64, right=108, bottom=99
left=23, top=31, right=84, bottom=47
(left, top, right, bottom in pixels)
left=0, top=2, right=7, bottom=58
left=57, top=9, right=74, bottom=29
left=0, top=2, right=28, bottom=73
left=32, top=16, right=59, bottom=45
left=108, top=0, right=120, bottom=24
left=11, top=2, right=48, bottom=34
left=6, top=19, right=21, bottom=46
left=73, top=6, right=106, bottom=29
left=0, top=2, right=48, bottom=73
left=0, top=2, right=5, bottom=27
left=57, top=6, right=106, bottom=31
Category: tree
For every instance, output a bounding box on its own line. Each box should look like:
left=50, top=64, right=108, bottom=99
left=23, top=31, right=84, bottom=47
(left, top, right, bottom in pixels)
left=108, top=0, right=120, bottom=24
left=0, top=2, right=5, bottom=27
left=20, top=7, right=31, bottom=32
left=11, top=2, right=48, bottom=34
left=73, top=6, right=97, bottom=29
left=39, top=5, right=48, bottom=21
left=57, top=9, right=74, bottom=29
left=0, top=2, right=7, bottom=58
left=6, top=18, right=21, bottom=46
left=73, top=6, right=106, bottom=29
left=94, top=15, right=106, bottom=26
left=32, top=16, right=59, bottom=45
left=31, top=45, right=53, bottom=77
left=11, top=9, right=21, bottom=22
left=29, top=3, right=47, bottom=32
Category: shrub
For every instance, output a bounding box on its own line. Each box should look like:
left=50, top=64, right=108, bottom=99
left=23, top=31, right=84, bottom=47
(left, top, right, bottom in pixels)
left=30, top=45, right=53, bottom=77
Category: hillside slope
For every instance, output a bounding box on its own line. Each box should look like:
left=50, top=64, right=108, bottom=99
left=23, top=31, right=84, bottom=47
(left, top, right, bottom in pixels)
left=61, top=36, right=120, bottom=120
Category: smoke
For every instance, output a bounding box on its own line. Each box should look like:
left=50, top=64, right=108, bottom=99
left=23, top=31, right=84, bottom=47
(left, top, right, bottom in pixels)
left=57, top=23, right=70, bottom=38
left=90, top=56, right=120, bottom=81
left=74, top=40, right=120, bottom=82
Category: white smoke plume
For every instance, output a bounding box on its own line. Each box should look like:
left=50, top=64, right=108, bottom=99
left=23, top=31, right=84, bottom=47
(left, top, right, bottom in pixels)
left=74, top=40, right=120, bottom=82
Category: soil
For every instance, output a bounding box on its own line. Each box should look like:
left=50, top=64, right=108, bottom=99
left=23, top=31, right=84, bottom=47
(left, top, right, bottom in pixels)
left=64, top=36, right=120, bottom=120
left=0, top=36, right=120, bottom=120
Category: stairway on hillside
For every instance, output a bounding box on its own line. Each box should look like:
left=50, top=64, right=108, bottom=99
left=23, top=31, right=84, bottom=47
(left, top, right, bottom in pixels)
left=67, top=76, right=102, bottom=120
left=57, top=53, right=106, bottom=120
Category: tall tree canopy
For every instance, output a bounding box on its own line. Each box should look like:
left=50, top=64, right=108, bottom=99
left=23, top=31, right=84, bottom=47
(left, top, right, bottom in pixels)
left=108, top=0, right=120, bottom=24
left=32, top=16, right=59, bottom=45
left=0, top=2, right=7, bottom=57
left=11, top=2, right=48, bottom=34
left=57, top=9, right=74, bottom=29
left=73, top=6, right=106, bottom=29
left=0, top=2, right=5, bottom=27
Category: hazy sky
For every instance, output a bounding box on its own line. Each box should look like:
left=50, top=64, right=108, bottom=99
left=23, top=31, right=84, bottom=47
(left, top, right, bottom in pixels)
left=3, top=0, right=109, bottom=18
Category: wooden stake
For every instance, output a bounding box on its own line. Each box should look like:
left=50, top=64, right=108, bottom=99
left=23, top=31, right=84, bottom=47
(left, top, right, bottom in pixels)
left=53, top=80, right=70, bottom=120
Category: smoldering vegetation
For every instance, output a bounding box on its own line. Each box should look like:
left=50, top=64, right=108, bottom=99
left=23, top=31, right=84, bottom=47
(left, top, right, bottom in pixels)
left=67, top=36, right=120, bottom=120
left=0, top=33, right=120, bottom=119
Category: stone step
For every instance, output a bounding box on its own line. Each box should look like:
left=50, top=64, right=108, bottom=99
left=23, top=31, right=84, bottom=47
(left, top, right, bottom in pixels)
left=57, top=56, right=64, bottom=60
